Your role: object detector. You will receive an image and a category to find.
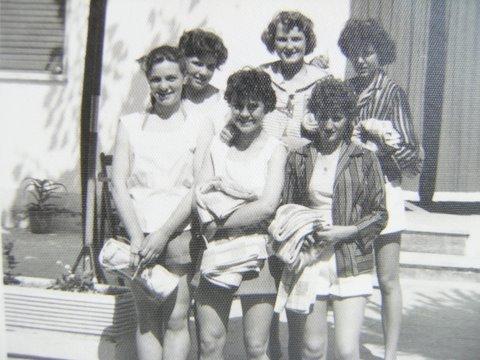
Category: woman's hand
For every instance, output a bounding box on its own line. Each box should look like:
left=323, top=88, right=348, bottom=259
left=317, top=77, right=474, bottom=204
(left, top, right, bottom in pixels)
left=219, top=123, right=236, bottom=144
left=314, top=225, right=357, bottom=246
left=129, top=236, right=144, bottom=268
left=139, top=230, right=170, bottom=266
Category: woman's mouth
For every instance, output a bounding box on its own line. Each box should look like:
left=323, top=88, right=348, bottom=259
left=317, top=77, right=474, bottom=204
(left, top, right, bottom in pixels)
left=153, top=91, right=174, bottom=102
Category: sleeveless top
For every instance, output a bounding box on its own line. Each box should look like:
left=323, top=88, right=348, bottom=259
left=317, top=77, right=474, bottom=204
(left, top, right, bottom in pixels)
left=121, top=110, right=201, bottom=233
left=209, top=134, right=284, bottom=198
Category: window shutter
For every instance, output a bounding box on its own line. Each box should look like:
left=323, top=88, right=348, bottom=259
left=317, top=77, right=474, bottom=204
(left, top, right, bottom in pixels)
left=0, top=0, right=66, bottom=74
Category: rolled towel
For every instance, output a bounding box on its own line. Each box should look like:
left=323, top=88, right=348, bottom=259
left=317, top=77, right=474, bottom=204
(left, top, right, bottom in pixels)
left=99, top=238, right=179, bottom=301
left=351, top=118, right=401, bottom=152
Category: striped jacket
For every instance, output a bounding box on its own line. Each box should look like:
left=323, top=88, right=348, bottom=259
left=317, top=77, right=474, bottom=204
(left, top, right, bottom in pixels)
left=283, top=142, right=387, bottom=277
left=350, top=71, right=423, bottom=181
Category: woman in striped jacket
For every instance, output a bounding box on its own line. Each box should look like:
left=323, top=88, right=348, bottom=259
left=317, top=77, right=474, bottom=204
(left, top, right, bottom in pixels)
left=283, top=78, right=387, bottom=360
left=338, top=18, right=423, bottom=360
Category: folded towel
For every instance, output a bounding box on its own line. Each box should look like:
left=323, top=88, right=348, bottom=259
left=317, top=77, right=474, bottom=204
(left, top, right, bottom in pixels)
left=99, top=238, right=179, bottom=301
left=196, top=177, right=257, bottom=223
left=269, top=204, right=333, bottom=314
left=200, top=234, right=268, bottom=290
left=269, top=204, right=328, bottom=264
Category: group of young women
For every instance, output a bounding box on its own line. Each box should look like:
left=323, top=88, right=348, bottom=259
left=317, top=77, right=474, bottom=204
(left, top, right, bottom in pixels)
left=111, top=11, right=422, bottom=360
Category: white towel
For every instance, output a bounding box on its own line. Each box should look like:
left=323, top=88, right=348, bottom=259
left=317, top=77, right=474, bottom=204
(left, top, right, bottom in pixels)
left=99, top=238, right=179, bottom=301
left=196, top=177, right=257, bottom=223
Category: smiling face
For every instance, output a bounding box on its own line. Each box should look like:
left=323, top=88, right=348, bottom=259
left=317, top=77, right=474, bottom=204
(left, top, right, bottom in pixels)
left=184, top=54, right=217, bottom=91
left=350, top=44, right=381, bottom=82
left=314, top=110, right=348, bottom=150
left=274, top=23, right=307, bottom=65
left=147, top=60, right=184, bottom=108
left=230, top=98, right=266, bottom=136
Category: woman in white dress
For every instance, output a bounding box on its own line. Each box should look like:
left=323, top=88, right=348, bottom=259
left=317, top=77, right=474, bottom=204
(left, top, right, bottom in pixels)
left=111, top=45, right=213, bottom=360
left=194, top=68, right=288, bottom=360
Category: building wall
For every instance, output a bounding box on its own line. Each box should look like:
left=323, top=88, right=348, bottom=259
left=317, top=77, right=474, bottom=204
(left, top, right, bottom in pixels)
left=0, top=1, right=90, bottom=227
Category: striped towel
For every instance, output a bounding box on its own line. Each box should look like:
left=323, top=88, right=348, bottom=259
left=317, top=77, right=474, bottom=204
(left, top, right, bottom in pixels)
left=268, top=204, right=331, bottom=314
left=200, top=234, right=268, bottom=290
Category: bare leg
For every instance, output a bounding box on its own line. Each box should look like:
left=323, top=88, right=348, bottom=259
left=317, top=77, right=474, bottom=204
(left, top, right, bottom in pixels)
left=162, top=270, right=192, bottom=360
left=131, top=279, right=164, bottom=360
left=287, top=299, right=329, bottom=360
left=196, top=279, right=234, bottom=360
left=375, top=232, right=402, bottom=360
left=332, top=296, right=367, bottom=360
left=241, top=295, right=275, bottom=360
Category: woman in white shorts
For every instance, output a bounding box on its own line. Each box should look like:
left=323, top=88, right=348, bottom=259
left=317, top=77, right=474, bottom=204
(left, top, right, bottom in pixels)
left=282, top=78, right=387, bottom=360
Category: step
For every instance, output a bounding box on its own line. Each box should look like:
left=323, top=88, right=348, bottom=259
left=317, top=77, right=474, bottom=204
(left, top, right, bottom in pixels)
left=401, top=230, right=468, bottom=256
left=399, top=252, right=480, bottom=282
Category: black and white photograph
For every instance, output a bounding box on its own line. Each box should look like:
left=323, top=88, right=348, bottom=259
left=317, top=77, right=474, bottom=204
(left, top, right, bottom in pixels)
left=1, top=0, right=479, bottom=359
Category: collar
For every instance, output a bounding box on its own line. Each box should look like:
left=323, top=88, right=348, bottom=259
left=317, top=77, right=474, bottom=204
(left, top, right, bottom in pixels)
left=352, top=70, right=386, bottom=107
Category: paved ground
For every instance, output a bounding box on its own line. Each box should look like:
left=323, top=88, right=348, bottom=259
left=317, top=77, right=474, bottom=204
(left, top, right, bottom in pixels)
left=3, top=229, right=480, bottom=359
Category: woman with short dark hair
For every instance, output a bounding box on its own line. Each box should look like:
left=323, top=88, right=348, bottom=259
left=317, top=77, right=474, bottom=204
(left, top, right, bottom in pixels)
left=179, top=28, right=230, bottom=134
left=194, top=68, right=288, bottom=360
left=281, top=78, right=387, bottom=360
left=338, top=18, right=423, bottom=360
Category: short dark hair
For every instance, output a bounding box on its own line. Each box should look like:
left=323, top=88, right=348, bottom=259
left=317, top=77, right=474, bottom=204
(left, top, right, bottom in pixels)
left=224, top=68, right=276, bottom=113
left=338, top=18, right=396, bottom=66
left=305, top=78, right=358, bottom=140
left=179, top=29, right=228, bottom=68
left=261, top=11, right=316, bottom=55
left=137, top=45, right=186, bottom=76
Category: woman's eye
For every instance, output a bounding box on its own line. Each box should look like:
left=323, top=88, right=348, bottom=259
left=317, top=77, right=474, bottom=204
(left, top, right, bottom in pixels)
left=276, top=37, right=287, bottom=42
left=291, top=36, right=303, bottom=42
left=207, top=64, right=215, bottom=71
left=247, top=103, right=259, bottom=112
left=166, top=75, right=178, bottom=82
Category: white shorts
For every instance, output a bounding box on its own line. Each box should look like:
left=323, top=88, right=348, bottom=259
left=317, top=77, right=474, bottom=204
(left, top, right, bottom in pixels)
left=381, top=178, right=406, bottom=235
left=312, top=252, right=373, bottom=298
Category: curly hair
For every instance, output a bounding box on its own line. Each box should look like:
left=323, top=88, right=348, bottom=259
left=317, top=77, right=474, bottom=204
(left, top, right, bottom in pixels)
left=224, top=68, right=276, bottom=113
left=338, top=18, right=396, bottom=66
left=305, top=78, right=358, bottom=140
left=261, top=11, right=316, bottom=55
left=137, top=45, right=186, bottom=76
left=178, top=29, right=228, bottom=68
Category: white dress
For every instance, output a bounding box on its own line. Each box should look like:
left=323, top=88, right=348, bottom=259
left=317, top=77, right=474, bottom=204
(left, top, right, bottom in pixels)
left=121, top=110, right=201, bottom=234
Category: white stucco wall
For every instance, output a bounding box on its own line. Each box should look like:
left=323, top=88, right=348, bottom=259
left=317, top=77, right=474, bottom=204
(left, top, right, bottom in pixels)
left=98, top=0, right=351, bottom=153
left=0, top=1, right=90, bottom=226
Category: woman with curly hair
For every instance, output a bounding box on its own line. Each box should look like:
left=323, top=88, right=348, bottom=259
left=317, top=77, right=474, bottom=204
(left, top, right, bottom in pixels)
left=338, top=18, right=423, bottom=360
left=179, top=28, right=229, bottom=134
left=194, top=68, right=288, bottom=360
left=283, top=78, right=387, bottom=360
left=259, top=11, right=330, bottom=143
left=111, top=45, right=213, bottom=360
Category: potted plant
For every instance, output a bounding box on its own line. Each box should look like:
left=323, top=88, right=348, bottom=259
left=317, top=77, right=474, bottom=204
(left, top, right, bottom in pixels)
left=23, top=177, right=67, bottom=233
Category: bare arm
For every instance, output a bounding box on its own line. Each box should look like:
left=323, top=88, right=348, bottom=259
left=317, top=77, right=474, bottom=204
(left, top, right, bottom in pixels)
left=110, top=121, right=144, bottom=265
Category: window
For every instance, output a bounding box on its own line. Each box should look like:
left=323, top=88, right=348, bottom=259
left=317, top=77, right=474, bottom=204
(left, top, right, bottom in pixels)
left=0, top=0, right=66, bottom=79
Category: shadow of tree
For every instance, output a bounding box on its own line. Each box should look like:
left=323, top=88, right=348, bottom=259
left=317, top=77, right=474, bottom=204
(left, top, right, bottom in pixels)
left=361, top=287, right=480, bottom=360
